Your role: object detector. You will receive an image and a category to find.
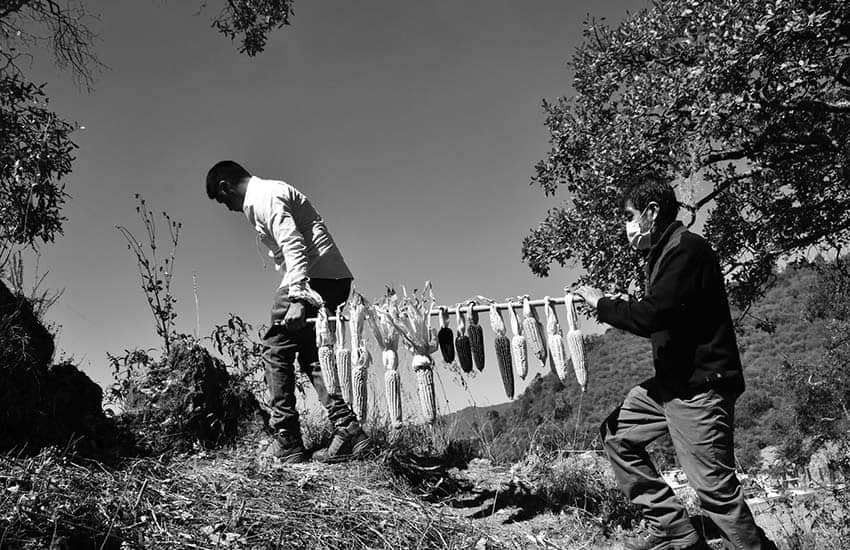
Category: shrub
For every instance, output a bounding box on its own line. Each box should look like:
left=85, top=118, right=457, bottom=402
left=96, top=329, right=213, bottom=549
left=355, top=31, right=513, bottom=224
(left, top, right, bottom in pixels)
left=112, top=336, right=266, bottom=456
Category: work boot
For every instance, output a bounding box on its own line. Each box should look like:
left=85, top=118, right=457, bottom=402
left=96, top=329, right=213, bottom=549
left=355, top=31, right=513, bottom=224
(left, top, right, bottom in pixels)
left=624, top=530, right=707, bottom=550
left=312, top=420, right=370, bottom=463
left=263, top=431, right=308, bottom=464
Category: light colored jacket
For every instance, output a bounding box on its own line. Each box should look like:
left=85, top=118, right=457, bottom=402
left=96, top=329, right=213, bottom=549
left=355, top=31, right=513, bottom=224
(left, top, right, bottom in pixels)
left=242, top=176, right=353, bottom=304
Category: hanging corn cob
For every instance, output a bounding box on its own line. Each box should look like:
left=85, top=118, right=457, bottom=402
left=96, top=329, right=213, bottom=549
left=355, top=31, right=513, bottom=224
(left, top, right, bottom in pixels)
left=507, top=298, right=528, bottom=380
left=564, top=291, right=587, bottom=392
left=350, top=293, right=370, bottom=423
left=382, top=283, right=439, bottom=424
left=454, top=304, right=473, bottom=373
left=467, top=301, right=485, bottom=371
left=489, top=300, right=515, bottom=399
left=437, top=306, right=455, bottom=364
left=315, top=306, right=340, bottom=394
left=336, top=303, right=352, bottom=404
left=522, top=295, right=547, bottom=368
left=368, top=291, right=403, bottom=429
left=414, top=355, right=435, bottom=423
left=544, top=296, right=570, bottom=384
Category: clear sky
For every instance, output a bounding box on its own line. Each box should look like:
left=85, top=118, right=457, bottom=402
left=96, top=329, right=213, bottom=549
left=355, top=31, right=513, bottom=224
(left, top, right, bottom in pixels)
left=27, top=0, right=648, bottom=417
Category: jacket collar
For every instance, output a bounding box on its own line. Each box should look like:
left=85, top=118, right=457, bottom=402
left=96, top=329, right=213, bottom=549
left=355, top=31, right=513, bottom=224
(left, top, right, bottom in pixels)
left=647, top=221, right=684, bottom=262
left=645, top=221, right=686, bottom=289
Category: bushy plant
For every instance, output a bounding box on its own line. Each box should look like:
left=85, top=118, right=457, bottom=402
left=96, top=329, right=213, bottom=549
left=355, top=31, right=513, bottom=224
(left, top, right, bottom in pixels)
left=511, top=450, right=640, bottom=533
left=111, top=335, right=265, bottom=455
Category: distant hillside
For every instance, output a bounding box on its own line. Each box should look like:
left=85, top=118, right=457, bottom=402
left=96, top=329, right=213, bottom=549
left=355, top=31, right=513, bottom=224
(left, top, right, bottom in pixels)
left=445, top=263, right=830, bottom=468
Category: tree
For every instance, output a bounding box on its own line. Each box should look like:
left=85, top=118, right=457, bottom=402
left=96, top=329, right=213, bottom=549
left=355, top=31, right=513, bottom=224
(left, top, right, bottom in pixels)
left=0, top=0, right=293, bottom=262
left=524, top=0, right=850, bottom=308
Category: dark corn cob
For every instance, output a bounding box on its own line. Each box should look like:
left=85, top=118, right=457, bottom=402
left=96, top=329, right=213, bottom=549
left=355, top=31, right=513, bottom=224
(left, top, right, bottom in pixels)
left=495, top=334, right=514, bottom=398
left=437, top=307, right=455, bottom=363
left=490, top=301, right=514, bottom=399
left=454, top=304, right=473, bottom=373
left=467, top=302, right=485, bottom=371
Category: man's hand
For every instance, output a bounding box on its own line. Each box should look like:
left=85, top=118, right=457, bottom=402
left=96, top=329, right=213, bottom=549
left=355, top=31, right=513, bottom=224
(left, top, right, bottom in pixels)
left=575, top=285, right=605, bottom=309
left=283, top=300, right=308, bottom=330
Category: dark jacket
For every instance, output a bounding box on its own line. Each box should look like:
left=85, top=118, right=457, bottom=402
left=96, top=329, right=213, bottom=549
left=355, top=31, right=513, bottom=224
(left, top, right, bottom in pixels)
left=596, top=221, right=745, bottom=397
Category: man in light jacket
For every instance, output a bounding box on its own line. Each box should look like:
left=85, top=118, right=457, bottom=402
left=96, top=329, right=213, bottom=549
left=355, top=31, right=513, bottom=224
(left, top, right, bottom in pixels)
left=206, top=160, right=368, bottom=463
left=575, top=176, right=776, bottom=550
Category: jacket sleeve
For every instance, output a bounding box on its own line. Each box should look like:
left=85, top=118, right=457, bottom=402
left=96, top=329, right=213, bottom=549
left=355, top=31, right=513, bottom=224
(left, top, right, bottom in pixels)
left=268, top=193, right=323, bottom=306
left=596, top=245, right=702, bottom=337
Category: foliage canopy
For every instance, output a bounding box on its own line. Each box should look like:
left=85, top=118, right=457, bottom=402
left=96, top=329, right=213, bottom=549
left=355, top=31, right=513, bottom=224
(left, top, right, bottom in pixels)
left=524, top=0, right=850, bottom=307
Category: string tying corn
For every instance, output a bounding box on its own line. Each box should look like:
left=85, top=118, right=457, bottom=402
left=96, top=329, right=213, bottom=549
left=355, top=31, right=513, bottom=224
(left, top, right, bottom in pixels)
left=336, top=303, right=352, bottom=404
left=437, top=306, right=455, bottom=363
left=522, top=295, right=547, bottom=368
left=467, top=301, right=485, bottom=371
left=489, top=300, right=515, bottom=399
left=544, top=295, right=570, bottom=383
left=507, top=298, right=528, bottom=380
left=565, top=291, right=587, bottom=392
left=315, top=306, right=340, bottom=394
left=454, top=304, right=473, bottom=373
left=368, top=292, right=402, bottom=429
left=350, top=293, right=370, bottom=423
left=382, top=283, right=439, bottom=424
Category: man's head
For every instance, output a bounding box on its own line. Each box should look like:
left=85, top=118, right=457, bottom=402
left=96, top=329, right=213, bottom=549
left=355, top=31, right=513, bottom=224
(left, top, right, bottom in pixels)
left=621, top=172, right=679, bottom=250
left=206, top=160, right=251, bottom=212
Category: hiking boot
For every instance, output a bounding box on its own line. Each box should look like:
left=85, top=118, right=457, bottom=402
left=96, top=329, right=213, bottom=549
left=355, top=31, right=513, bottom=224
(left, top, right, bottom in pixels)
left=312, top=421, right=370, bottom=463
left=625, top=530, right=707, bottom=550
left=263, top=432, right=308, bottom=464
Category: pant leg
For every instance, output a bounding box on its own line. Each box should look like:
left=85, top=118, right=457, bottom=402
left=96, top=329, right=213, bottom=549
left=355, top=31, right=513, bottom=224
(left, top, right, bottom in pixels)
left=601, top=379, right=695, bottom=536
left=299, top=278, right=358, bottom=428
left=665, top=389, right=765, bottom=549
left=263, top=287, right=301, bottom=434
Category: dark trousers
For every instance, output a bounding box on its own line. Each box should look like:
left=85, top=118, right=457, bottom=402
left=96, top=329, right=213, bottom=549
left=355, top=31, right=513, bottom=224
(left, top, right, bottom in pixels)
left=263, top=278, right=357, bottom=435
left=601, top=378, right=767, bottom=550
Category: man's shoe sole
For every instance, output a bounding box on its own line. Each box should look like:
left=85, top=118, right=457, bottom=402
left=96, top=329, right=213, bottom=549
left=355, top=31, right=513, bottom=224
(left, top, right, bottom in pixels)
left=278, top=452, right=309, bottom=464
left=625, top=532, right=702, bottom=550
left=313, top=438, right=371, bottom=463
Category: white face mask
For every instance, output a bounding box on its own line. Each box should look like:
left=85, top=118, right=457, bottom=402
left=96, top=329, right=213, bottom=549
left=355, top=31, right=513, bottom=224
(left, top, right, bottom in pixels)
left=625, top=206, right=653, bottom=250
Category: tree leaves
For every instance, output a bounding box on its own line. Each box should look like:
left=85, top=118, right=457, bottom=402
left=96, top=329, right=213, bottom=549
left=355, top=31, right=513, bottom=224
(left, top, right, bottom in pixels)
left=525, top=0, right=850, bottom=307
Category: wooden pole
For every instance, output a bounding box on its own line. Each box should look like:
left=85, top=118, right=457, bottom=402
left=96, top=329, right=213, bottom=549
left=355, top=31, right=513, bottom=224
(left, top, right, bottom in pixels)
left=295, top=294, right=585, bottom=325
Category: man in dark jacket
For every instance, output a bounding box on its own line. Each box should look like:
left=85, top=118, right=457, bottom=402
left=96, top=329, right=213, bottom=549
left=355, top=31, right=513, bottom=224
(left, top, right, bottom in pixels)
left=575, top=178, right=775, bottom=550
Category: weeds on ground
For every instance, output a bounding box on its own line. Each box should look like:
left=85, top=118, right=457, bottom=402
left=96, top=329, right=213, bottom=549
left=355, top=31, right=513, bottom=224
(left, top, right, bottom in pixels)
left=510, top=449, right=640, bottom=533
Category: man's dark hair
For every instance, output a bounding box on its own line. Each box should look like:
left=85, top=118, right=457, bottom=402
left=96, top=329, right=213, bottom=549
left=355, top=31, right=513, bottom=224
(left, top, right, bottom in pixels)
left=622, top=172, right=680, bottom=225
left=206, top=161, right=250, bottom=199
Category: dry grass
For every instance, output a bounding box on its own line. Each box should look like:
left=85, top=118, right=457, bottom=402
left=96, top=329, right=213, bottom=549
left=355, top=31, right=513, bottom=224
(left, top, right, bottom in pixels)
left=0, top=446, right=491, bottom=550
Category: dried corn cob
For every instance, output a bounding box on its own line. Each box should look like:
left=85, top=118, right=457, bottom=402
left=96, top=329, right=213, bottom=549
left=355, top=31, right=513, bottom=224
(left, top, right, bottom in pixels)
left=522, top=295, right=547, bottom=368
left=467, top=301, right=485, bottom=371
left=507, top=298, right=528, bottom=380
left=414, top=354, right=436, bottom=423
left=437, top=306, right=455, bottom=364
left=544, top=296, right=570, bottom=383
left=384, top=367, right=402, bottom=428
left=489, top=301, right=515, bottom=399
left=352, top=345, right=371, bottom=422
left=315, top=306, right=340, bottom=394
left=368, top=293, right=403, bottom=428
left=454, top=304, right=473, bottom=373
left=565, top=292, right=587, bottom=392
left=382, top=282, right=439, bottom=424
left=349, top=294, right=370, bottom=423
left=336, top=303, right=352, bottom=404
